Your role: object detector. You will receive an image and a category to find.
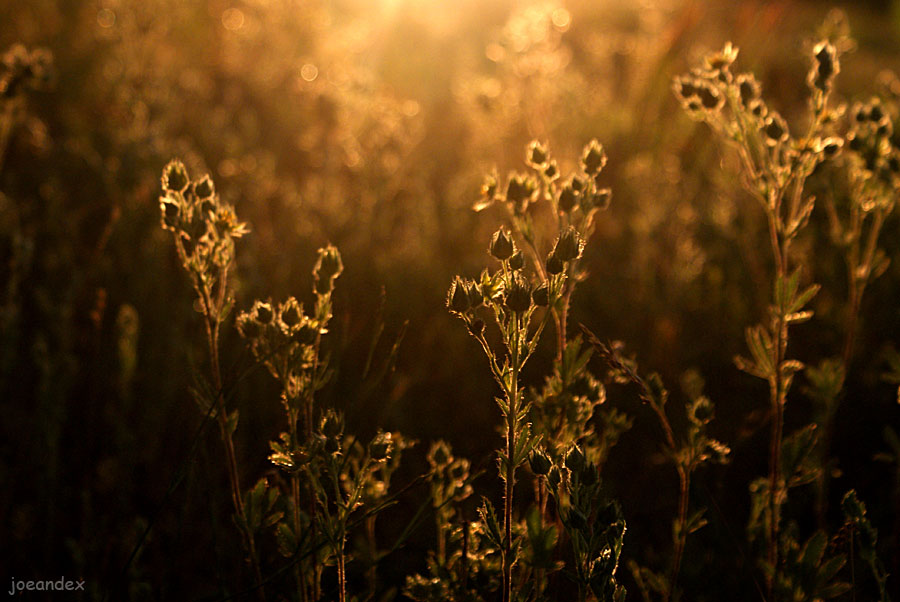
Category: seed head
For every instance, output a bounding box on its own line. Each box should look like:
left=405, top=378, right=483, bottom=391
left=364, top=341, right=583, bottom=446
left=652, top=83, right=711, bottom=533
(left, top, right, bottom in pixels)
left=582, top=139, right=607, bottom=175
left=162, top=159, right=190, bottom=193
left=490, top=227, right=515, bottom=260
left=504, top=274, right=532, bottom=313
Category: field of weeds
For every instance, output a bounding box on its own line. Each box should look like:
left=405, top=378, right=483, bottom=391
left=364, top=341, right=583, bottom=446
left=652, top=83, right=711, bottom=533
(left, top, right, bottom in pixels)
left=2, top=0, right=900, bottom=600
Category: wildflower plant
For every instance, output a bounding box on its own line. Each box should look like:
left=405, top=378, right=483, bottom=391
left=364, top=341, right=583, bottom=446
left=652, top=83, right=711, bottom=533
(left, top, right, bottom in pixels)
left=158, top=160, right=263, bottom=594
left=584, top=334, right=729, bottom=602
left=448, top=140, right=628, bottom=601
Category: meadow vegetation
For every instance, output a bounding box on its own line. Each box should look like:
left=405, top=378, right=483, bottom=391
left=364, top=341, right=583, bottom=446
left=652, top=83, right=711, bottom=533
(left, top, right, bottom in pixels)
left=1, top=1, right=899, bottom=600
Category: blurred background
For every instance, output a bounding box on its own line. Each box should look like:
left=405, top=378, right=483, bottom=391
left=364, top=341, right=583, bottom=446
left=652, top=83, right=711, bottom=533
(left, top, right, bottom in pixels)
left=2, top=0, right=900, bottom=599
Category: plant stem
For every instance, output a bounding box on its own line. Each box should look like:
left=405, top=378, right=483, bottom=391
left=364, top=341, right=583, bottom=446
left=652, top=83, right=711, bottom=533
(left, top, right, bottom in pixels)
left=503, top=313, right=521, bottom=602
left=202, top=285, right=265, bottom=602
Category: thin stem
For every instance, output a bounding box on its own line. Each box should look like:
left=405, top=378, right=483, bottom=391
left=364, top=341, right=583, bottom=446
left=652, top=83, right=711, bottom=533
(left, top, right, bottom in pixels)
left=503, top=313, right=521, bottom=602
left=668, top=466, right=691, bottom=601
left=201, top=277, right=265, bottom=602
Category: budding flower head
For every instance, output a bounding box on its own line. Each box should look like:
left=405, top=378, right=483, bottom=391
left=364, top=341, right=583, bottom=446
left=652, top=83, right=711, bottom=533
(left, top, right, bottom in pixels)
left=546, top=253, right=565, bottom=275
left=508, top=250, right=525, bottom=271
left=558, top=184, right=578, bottom=213
left=526, top=140, right=549, bottom=168
left=162, top=159, right=190, bottom=193
left=320, top=409, right=343, bottom=439
left=528, top=450, right=552, bottom=475
left=582, top=139, right=607, bottom=175
left=763, top=112, right=789, bottom=146
left=697, top=82, right=723, bottom=111
left=447, top=276, right=471, bottom=314
left=810, top=41, right=839, bottom=92
left=252, top=300, right=274, bottom=325
left=543, top=160, right=559, bottom=182
left=552, top=226, right=584, bottom=263
left=505, top=173, right=536, bottom=210
left=736, top=73, right=761, bottom=106
left=428, top=440, right=452, bottom=468
left=704, top=42, right=738, bottom=71
left=565, top=444, right=586, bottom=474
left=504, top=274, right=532, bottom=313
left=314, top=244, right=343, bottom=280
left=490, top=227, right=515, bottom=260
left=532, top=282, right=550, bottom=306
left=194, top=174, right=215, bottom=200
left=368, top=430, right=393, bottom=461
left=236, top=312, right=261, bottom=339
left=279, top=297, right=303, bottom=328
left=160, top=198, right=180, bottom=230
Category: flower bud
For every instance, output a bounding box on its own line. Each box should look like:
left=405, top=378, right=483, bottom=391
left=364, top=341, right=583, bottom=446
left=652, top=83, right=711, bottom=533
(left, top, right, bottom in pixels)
left=546, top=253, right=565, bottom=275
left=467, top=318, right=485, bottom=336
left=320, top=409, right=343, bottom=438
left=532, top=282, right=550, bottom=306
left=294, top=320, right=318, bottom=345
left=252, top=301, right=274, bottom=325
left=526, top=140, right=548, bottom=168
left=565, top=445, right=586, bottom=474
left=581, top=139, right=607, bottom=175
left=368, top=431, right=393, bottom=461
left=490, top=227, right=514, bottom=261
left=194, top=174, right=215, bottom=200
left=762, top=113, right=788, bottom=145
left=504, top=274, right=532, bottom=313
left=528, top=450, right=552, bottom=475
left=162, top=159, right=189, bottom=193
left=558, top=185, right=578, bottom=212
left=508, top=250, right=525, bottom=271
left=314, top=244, right=343, bottom=281
left=161, top=199, right=180, bottom=229
left=547, top=466, right=561, bottom=488
left=280, top=297, right=302, bottom=328
left=467, top=281, right=483, bottom=309
left=552, top=226, right=583, bottom=262
left=447, top=276, right=471, bottom=313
